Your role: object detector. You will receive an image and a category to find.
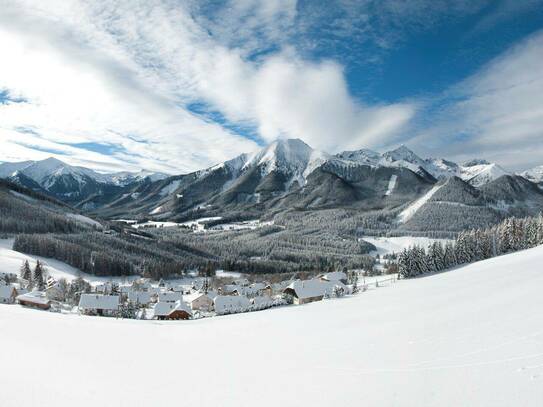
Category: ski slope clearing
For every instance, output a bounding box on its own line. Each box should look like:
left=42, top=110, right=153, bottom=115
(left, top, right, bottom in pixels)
left=397, top=183, right=443, bottom=223
left=385, top=174, right=397, bottom=196
left=2, top=246, right=543, bottom=406
left=66, top=213, right=102, bottom=228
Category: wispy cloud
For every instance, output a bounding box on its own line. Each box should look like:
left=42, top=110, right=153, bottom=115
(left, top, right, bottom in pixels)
left=404, top=29, right=543, bottom=170
left=0, top=0, right=420, bottom=172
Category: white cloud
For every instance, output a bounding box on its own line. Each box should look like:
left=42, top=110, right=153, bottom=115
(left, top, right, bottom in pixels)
left=404, top=29, right=543, bottom=170
left=0, top=0, right=417, bottom=173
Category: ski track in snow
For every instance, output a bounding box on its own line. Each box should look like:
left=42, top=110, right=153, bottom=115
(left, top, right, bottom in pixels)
left=397, top=183, right=444, bottom=223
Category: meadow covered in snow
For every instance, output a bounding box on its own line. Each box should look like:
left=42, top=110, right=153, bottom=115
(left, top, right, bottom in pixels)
left=2, top=245, right=543, bottom=406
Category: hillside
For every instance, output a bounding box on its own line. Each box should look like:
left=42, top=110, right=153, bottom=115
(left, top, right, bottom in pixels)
left=2, top=245, right=543, bottom=406
left=0, top=178, right=101, bottom=234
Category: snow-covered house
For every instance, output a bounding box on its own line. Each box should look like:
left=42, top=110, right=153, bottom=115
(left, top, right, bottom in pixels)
left=153, top=300, right=192, bottom=320
left=128, top=291, right=151, bottom=306
left=16, top=291, right=51, bottom=310
left=79, top=294, right=120, bottom=316
left=95, top=282, right=113, bottom=294
left=320, top=271, right=348, bottom=284
left=158, top=291, right=183, bottom=303
left=183, top=292, right=214, bottom=312
left=172, top=284, right=192, bottom=294
left=0, top=285, right=17, bottom=304
left=214, top=295, right=251, bottom=315
left=283, top=280, right=327, bottom=305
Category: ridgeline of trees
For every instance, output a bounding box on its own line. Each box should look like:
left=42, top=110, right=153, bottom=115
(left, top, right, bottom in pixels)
left=0, top=190, right=83, bottom=234
left=398, top=214, right=543, bottom=278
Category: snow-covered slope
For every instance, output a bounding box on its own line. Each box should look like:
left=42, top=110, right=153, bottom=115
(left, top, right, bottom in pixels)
left=0, top=239, right=127, bottom=284
left=0, top=239, right=85, bottom=282
left=243, top=138, right=330, bottom=182
left=0, top=157, right=167, bottom=188
left=334, top=146, right=510, bottom=187
left=461, top=161, right=509, bottom=187
left=2, top=245, right=543, bottom=406
left=521, top=165, right=543, bottom=185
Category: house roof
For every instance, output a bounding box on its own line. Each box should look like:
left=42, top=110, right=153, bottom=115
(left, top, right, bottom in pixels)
left=79, top=294, right=120, bottom=310
left=16, top=291, right=50, bottom=305
left=183, top=292, right=213, bottom=303
left=153, top=300, right=192, bottom=317
left=321, top=271, right=347, bottom=282
left=128, top=291, right=151, bottom=304
left=158, top=291, right=183, bottom=302
left=284, top=279, right=334, bottom=299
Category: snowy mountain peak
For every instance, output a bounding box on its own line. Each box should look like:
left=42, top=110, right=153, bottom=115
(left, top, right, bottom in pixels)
left=462, top=162, right=509, bottom=187
left=245, top=138, right=329, bottom=177
left=0, top=157, right=167, bottom=188
left=520, top=165, right=543, bottom=184
left=382, top=145, right=424, bottom=165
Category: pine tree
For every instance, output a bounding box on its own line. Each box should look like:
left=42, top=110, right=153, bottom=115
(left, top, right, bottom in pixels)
left=33, top=260, right=45, bottom=290
left=20, top=260, right=32, bottom=284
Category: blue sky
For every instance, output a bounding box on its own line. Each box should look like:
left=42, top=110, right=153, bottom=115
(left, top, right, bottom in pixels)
left=0, top=0, right=542, bottom=173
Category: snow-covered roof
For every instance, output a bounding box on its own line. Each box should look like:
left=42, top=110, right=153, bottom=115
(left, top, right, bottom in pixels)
left=320, top=271, right=347, bottom=282
left=16, top=291, right=50, bottom=305
left=153, top=300, right=191, bottom=317
left=214, top=295, right=251, bottom=314
left=158, top=291, right=183, bottom=302
left=183, top=292, right=214, bottom=304
left=128, top=291, right=151, bottom=304
left=79, top=294, right=120, bottom=311
left=284, top=279, right=338, bottom=299
left=0, top=285, right=17, bottom=299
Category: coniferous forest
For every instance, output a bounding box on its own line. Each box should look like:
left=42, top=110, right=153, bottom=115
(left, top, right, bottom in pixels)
left=398, top=215, right=543, bottom=278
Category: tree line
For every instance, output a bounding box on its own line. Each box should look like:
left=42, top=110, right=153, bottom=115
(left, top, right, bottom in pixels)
left=398, top=214, right=543, bottom=278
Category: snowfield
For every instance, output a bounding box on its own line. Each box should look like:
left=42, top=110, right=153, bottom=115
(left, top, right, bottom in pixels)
left=2, top=245, right=543, bottom=406
left=363, top=235, right=452, bottom=256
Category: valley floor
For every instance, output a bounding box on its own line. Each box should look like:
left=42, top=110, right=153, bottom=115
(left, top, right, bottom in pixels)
left=2, top=246, right=543, bottom=406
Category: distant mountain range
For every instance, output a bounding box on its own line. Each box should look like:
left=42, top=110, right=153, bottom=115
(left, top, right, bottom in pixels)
left=0, top=157, right=167, bottom=205
left=1, top=140, right=542, bottom=232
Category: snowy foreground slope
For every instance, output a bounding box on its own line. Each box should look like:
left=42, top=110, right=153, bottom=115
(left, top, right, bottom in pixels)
left=2, top=247, right=543, bottom=406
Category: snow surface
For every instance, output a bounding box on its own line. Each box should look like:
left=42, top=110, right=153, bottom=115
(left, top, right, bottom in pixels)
left=397, top=183, right=444, bottom=223
left=461, top=162, right=509, bottom=187
left=66, top=213, right=102, bottom=228
left=385, top=174, right=397, bottom=196
left=159, top=179, right=181, bottom=196
left=2, top=245, right=543, bottom=406
left=363, top=236, right=452, bottom=256
left=521, top=165, right=543, bottom=184
left=0, top=239, right=136, bottom=285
